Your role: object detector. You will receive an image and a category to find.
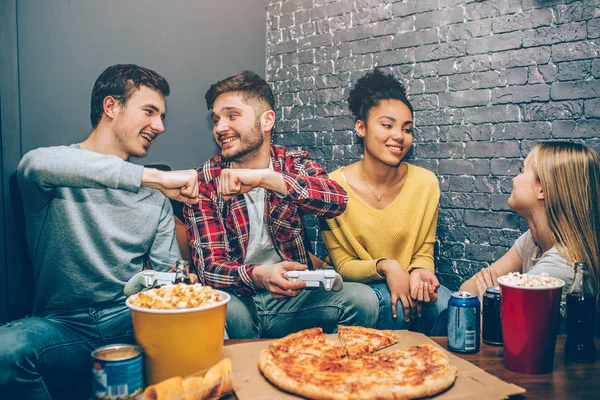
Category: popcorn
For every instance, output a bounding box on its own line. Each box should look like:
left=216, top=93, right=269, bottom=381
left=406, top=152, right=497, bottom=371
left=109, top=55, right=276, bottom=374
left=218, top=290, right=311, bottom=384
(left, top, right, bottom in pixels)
left=498, top=272, right=564, bottom=288
left=129, top=283, right=222, bottom=310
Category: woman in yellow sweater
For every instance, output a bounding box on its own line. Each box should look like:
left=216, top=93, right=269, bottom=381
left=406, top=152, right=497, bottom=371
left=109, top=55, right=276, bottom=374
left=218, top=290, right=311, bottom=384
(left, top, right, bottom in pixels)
left=322, top=69, right=450, bottom=334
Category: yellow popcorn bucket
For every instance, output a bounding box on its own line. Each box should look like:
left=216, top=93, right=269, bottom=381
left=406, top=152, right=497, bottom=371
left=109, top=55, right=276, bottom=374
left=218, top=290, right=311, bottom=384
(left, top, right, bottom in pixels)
left=125, top=290, right=231, bottom=385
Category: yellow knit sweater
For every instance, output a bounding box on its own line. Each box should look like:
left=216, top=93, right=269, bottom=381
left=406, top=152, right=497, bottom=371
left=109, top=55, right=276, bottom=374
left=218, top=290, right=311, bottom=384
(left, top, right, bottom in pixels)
left=322, top=164, right=440, bottom=283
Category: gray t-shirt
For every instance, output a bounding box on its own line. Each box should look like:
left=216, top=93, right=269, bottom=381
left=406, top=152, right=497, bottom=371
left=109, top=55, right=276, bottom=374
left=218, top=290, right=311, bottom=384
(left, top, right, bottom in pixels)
left=242, top=187, right=282, bottom=266
left=514, top=230, right=574, bottom=317
left=17, top=144, right=181, bottom=316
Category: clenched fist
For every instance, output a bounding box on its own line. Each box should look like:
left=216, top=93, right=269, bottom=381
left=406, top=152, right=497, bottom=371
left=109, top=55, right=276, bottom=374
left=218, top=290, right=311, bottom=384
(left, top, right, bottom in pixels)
left=218, top=168, right=287, bottom=200
left=142, top=168, right=199, bottom=204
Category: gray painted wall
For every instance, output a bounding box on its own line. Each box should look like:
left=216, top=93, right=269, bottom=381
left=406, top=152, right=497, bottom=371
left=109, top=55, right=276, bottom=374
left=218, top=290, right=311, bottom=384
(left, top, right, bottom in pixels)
left=265, top=0, right=600, bottom=291
left=18, top=0, right=267, bottom=168
left=0, top=0, right=267, bottom=322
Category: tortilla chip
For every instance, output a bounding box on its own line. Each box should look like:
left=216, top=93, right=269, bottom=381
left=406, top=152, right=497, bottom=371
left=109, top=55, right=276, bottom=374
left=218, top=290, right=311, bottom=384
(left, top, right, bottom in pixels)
left=143, top=376, right=184, bottom=400
left=182, top=376, right=208, bottom=400
left=143, top=359, right=233, bottom=400
left=204, top=358, right=232, bottom=381
left=203, top=358, right=233, bottom=400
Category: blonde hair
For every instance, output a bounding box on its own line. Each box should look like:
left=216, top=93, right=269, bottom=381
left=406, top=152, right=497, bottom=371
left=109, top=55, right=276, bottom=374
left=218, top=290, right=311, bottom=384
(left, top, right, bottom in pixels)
left=532, top=141, right=600, bottom=296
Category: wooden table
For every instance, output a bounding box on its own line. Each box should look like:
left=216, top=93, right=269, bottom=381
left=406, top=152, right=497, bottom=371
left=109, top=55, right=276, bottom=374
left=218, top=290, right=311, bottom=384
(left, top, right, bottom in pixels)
left=431, top=335, right=600, bottom=400
left=225, top=335, right=600, bottom=399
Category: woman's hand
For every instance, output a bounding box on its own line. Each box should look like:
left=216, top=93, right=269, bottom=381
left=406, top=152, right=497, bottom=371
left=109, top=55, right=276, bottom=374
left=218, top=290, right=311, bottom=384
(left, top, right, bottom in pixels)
left=474, top=267, right=498, bottom=303
left=409, top=269, right=440, bottom=317
left=377, top=259, right=415, bottom=323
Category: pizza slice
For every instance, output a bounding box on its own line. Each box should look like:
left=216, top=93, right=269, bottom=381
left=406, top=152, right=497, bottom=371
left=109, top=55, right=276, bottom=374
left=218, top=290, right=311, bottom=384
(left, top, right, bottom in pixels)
left=269, top=327, right=346, bottom=360
left=360, top=344, right=457, bottom=398
left=337, top=325, right=398, bottom=359
left=259, top=348, right=362, bottom=400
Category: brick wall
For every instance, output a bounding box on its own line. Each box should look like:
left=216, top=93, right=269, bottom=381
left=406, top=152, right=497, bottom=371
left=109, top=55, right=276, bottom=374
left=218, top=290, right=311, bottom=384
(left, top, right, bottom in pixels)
left=265, top=0, right=600, bottom=290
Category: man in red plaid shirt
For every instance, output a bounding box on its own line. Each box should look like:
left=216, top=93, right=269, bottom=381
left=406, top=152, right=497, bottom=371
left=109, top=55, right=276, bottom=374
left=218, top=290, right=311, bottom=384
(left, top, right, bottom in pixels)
left=184, top=71, right=378, bottom=338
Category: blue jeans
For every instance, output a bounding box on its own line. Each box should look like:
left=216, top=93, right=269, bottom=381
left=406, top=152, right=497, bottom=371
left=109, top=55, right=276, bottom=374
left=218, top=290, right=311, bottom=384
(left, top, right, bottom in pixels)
left=225, top=282, right=379, bottom=338
left=368, top=281, right=451, bottom=336
left=0, top=303, right=135, bottom=400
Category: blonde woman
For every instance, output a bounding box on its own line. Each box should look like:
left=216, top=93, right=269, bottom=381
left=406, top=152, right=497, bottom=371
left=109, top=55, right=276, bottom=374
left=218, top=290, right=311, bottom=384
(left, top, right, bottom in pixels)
left=321, top=70, right=450, bottom=334
left=461, top=141, right=600, bottom=334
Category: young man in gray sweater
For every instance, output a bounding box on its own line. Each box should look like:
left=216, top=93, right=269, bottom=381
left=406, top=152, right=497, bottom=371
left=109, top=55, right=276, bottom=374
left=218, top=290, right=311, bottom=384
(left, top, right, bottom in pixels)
left=0, top=64, right=199, bottom=400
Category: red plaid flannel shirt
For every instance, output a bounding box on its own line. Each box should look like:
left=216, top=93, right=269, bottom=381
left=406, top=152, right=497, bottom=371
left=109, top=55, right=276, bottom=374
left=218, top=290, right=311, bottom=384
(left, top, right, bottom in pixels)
left=183, top=144, right=348, bottom=296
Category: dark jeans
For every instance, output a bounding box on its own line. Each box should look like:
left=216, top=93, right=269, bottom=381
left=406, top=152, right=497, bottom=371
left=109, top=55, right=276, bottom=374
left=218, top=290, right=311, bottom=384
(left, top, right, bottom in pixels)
left=225, top=282, right=379, bottom=338
left=0, top=303, right=134, bottom=400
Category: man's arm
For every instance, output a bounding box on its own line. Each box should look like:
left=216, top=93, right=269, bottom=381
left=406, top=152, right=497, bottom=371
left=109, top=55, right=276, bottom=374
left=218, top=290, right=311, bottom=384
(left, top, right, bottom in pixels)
left=17, top=146, right=144, bottom=213
left=18, top=146, right=198, bottom=214
left=216, top=151, right=347, bottom=218
left=217, top=168, right=286, bottom=200
left=279, top=151, right=348, bottom=217
left=141, top=168, right=199, bottom=205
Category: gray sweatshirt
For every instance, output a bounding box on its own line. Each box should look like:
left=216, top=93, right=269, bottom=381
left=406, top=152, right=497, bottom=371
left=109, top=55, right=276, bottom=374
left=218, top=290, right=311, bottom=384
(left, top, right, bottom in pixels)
left=17, top=144, right=181, bottom=316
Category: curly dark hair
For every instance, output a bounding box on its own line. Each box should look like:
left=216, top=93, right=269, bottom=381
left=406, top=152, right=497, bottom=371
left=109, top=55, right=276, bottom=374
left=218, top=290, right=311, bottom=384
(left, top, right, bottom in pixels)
left=90, top=64, right=170, bottom=128
left=205, top=70, right=275, bottom=111
left=348, top=69, right=413, bottom=122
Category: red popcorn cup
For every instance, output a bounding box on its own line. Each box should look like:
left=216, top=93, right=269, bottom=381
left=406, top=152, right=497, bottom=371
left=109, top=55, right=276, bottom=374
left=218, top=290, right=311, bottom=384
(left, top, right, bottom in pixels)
left=498, top=275, right=565, bottom=374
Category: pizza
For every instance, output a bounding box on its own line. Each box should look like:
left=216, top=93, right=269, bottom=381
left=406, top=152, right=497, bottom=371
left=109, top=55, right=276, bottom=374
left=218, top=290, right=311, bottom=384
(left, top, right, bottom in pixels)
left=269, top=327, right=347, bottom=359
left=338, top=325, right=398, bottom=359
left=258, top=326, right=457, bottom=400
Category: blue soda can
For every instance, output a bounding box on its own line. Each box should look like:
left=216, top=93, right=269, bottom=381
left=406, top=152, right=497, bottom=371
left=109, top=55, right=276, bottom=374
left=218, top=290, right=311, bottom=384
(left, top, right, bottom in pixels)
left=92, top=344, right=144, bottom=400
left=448, top=291, right=480, bottom=353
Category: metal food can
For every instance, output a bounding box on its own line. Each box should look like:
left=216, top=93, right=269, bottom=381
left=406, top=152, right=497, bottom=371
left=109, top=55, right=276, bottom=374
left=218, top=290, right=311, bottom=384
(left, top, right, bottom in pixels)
left=92, top=344, right=144, bottom=400
left=482, top=286, right=503, bottom=346
left=447, top=291, right=480, bottom=353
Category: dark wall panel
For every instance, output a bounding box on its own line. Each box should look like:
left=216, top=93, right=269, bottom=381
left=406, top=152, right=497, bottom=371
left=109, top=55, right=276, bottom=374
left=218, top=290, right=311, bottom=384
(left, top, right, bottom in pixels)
left=1, top=0, right=22, bottom=323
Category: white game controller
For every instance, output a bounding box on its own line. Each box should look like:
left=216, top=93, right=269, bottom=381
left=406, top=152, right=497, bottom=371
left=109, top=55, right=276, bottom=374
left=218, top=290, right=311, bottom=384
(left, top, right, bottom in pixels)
left=124, top=270, right=177, bottom=296
left=284, top=269, right=343, bottom=291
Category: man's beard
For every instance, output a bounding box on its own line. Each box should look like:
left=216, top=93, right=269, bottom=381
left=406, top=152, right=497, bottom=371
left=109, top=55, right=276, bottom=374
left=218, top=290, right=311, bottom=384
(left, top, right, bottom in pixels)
left=114, top=122, right=146, bottom=159
left=221, top=118, right=264, bottom=163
